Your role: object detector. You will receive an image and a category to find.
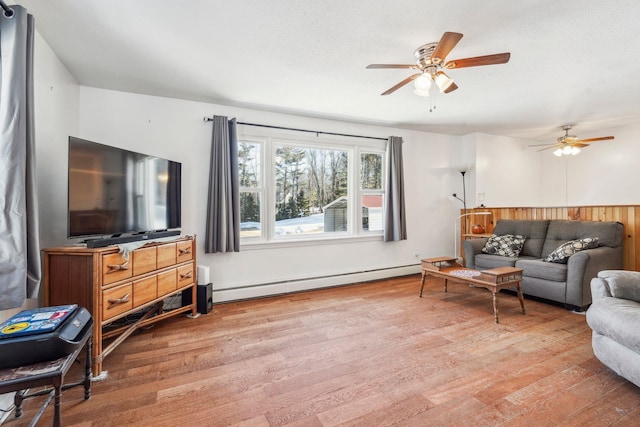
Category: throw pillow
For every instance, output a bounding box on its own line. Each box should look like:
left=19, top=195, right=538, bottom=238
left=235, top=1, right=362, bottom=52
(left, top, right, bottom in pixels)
left=481, top=234, right=527, bottom=258
left=543, top=237, right=599, bottom=264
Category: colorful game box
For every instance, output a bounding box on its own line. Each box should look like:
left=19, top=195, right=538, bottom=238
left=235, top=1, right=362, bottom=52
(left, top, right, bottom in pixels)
left=0, top=305, right=78, bottom=340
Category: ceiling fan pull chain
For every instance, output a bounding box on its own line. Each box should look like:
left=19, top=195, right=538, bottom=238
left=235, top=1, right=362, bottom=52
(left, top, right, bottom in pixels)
left=429, top=85, right=437, bottom=113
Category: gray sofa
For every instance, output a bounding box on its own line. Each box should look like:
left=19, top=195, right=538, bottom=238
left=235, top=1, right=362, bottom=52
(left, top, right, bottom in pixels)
left=463, top=219, right=624, bottom=310
left=586, top=270, right=640, bottom=387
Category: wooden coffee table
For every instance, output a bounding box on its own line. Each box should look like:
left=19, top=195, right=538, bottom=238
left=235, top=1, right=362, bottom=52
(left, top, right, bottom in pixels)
left=420, top=256, right=525, bottom=323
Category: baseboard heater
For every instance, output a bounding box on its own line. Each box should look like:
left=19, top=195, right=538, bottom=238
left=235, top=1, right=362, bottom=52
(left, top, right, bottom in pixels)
left=211, top=263, right=420, bottom=303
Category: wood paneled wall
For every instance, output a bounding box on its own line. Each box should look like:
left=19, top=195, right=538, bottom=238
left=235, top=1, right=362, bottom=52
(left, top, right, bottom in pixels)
left=462, top=206, right=640, bottom=271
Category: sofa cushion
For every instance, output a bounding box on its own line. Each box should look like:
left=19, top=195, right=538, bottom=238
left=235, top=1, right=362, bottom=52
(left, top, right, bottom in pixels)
left=542, top=220, right=623, bottom=256
left=475, top=254, right=518, bottom=270
left=587, top=297, right=640, bottom=354
left=598, top=271, right=640, bottom=301
left=492, top=220, right=550, bottom=258
left=515, top=258, right=567, bottom=282
left=543, top=237, right=599, bottom=264
left=482, top=234, right=526, bottom=257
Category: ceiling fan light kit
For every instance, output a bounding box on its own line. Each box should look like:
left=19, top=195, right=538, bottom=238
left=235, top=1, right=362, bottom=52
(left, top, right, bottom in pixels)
left=434, top=71, right=454, bottom=93
left=554, top=146, right=581, bottom=157
left=413, top=73, right=432, bottom=96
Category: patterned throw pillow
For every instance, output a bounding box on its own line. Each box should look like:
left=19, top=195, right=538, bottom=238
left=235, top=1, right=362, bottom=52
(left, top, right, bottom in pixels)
left=543, top=237, right=599, bottom=264
left=481, top=234, right=527, bottom=257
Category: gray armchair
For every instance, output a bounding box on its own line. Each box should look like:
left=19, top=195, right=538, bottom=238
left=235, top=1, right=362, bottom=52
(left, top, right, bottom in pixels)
left=586, top=270, right=640, bottom=387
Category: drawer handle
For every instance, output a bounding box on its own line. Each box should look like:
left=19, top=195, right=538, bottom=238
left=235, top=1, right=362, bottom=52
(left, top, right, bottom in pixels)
left=107, top=293, right=130, bottom=309
left=106, top=261, right=129, bottom=273
left=178, top=247, right=191, bottom=255
left=180, top=271, right=193, bottom=280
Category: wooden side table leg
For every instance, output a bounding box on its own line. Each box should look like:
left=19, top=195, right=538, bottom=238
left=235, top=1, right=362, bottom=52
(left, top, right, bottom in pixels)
left=52, top=378, right=62, bottom=427
left=444, top=278, right=448, bottom=293
left=516, top=282, right=526, bottom=314
left=84, top=338, right=92, bottom=399
left=13, top=389, right=25, bottom=418
left=420, top=271, right=426, bottom=297
left=92, top=318, right=102, bottom=377
left=492, top=291, right=500, bottom=323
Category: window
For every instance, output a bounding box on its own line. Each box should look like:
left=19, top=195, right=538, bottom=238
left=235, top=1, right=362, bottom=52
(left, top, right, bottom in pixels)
left=238, top=141, right=262, bottom=238
left=360, top=153, right=384, bottom=232
left=238, top=134, right=385, bottom=243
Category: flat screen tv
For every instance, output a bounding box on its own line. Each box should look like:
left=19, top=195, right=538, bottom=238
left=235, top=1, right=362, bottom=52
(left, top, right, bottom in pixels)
left=68, top=137, right=182, bottom=247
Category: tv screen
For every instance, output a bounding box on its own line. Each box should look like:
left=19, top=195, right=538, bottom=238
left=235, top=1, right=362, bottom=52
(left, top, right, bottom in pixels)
left=68, top=137, right=181, bottom=239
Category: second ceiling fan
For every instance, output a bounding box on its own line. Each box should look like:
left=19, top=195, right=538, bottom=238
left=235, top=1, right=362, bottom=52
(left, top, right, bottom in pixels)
left=366, top=31, right=510, bottom=96
left=531, top=125, right=615, bottom=156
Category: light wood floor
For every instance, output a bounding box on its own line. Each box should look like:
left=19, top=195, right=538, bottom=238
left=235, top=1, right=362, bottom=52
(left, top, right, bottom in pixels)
left=6, top=275, right=640, bottom=426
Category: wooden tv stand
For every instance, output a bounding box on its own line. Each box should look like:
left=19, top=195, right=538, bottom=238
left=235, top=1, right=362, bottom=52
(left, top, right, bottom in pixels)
left=43, top=235, right=198, bottom=377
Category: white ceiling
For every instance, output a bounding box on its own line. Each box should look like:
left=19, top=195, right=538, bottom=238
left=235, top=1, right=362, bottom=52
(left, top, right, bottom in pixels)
left=14, top=0, right=640, bottom=142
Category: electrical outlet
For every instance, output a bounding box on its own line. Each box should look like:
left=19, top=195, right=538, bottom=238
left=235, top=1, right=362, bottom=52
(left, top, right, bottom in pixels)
left=413, top=248, right=421, bottom=259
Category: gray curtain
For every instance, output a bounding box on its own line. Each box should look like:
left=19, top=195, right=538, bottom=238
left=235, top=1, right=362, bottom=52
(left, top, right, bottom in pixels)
left=384, top=136, right=407, bottom=242
left=205, top=116, right=240, bottom=253
left=0, top=5, right=41, bottom=310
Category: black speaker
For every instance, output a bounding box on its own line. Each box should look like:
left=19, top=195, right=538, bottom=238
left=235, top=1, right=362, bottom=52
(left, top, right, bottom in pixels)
left=182, top=283, right=212, bottom=314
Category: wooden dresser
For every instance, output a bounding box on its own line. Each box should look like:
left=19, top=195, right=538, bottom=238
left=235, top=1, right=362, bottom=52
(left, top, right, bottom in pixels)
left=43, top=235, right=197, bottom=377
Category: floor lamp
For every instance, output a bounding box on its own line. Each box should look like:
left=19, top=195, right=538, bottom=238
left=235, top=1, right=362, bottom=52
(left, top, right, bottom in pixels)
left=451, top=170, right=468, bottom=233
left=454, top=211, right=492, bottom=261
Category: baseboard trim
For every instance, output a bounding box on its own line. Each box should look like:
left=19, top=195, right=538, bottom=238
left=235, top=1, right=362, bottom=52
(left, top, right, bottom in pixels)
left=211, top=264, right=421, bottom=303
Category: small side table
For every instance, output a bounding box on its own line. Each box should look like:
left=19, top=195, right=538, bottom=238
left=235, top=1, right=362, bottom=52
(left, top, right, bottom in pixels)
left=0, top=327, right=92, bottom=427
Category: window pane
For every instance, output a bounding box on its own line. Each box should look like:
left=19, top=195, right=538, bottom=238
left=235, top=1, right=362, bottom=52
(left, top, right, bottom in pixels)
left=240, top=192, right=261, bottom=237
left=362, top=194, right=383, bottom=231
left=274, top=145, right=348, bottom=235
left=361, top=153, right=382, bottom=190
left=238, top=142, right=260, bottom=188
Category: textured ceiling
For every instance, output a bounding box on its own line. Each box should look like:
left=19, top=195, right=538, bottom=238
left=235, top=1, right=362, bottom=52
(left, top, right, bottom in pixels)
left=15, top=0, right=640, bottom=142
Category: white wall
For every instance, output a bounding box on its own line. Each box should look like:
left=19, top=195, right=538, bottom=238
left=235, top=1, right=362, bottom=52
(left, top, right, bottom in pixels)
left=474, top=133, right=542, bottom=207
left=470, top=124, right=640, bottom=208
left=36, top=87, right=460, bottom=302
left=541, top=123, right=640, bottom=206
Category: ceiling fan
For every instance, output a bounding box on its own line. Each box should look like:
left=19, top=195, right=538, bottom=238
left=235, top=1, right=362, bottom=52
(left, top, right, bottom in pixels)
left=366, top=32, right=510, bottom=96
left=531, top=125, right=615, bottom=156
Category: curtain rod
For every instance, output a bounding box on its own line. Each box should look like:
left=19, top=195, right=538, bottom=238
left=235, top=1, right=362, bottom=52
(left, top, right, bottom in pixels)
left=203, top=117, right=387, bottom=141
left=0, top=1, right=14, bottom=17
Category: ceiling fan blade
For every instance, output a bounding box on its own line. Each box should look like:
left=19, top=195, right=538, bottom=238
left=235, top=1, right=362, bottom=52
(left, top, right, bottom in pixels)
left=529, top=143, right=556, bottom=148
left=576, top=136, right=614, bottom=143
left=432, top=32, right=463, bottom=62
left=537, top=146, right=559, bottom=152
left=366, top=64, right=417, bottom=69
left=444, top=52, right=511, bottom=69
left=381, top=73, right=420, bottom=96
left=573, top=143, right=590, bottom=148
left=444, top=82, right=458, bottom=93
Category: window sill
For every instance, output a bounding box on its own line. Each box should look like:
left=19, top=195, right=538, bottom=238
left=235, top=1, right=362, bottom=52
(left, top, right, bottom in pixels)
left=240, top=233, right=384, bottom=251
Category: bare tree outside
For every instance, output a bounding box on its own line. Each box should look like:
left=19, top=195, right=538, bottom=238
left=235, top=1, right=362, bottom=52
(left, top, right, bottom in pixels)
left=238, top=142, right=261, bottom=236
left=273, top=145, right=348, bottom=234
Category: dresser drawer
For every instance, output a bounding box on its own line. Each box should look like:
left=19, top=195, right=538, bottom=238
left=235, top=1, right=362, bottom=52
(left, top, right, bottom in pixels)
left=177, top=264, right=194, bottom=287
left=133, top=275, right=157, bottom=308
left=157, top=268, right=177, bottom=295
left=133, top=246, right=157, bottom=276
left=157, top=243, right=177, bottom=269
left=102, top=283, right=133, bottom=320
left=176, top=240, right=193, bottom=263
left=102, top=253, right=132, bottom=285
